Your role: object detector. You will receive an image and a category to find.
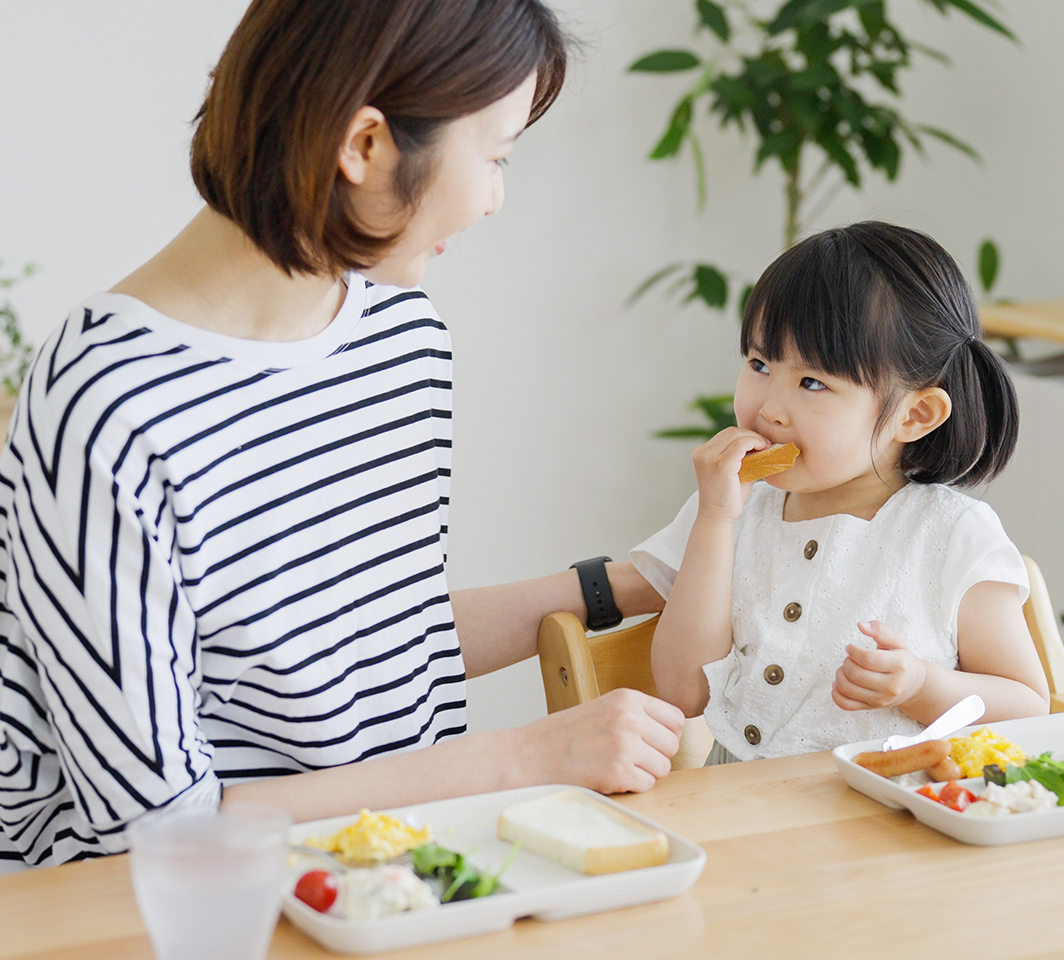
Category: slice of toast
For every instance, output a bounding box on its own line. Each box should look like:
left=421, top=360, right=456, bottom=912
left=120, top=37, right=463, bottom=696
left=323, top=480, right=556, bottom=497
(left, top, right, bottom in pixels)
left=497, top=789, right=669, bottom=875
left=738, top=442, right=800, bottom=483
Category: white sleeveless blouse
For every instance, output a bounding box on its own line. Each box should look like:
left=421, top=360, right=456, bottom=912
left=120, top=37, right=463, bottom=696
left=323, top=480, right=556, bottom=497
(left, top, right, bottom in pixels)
left=631, top=483, right=1028, bottom=760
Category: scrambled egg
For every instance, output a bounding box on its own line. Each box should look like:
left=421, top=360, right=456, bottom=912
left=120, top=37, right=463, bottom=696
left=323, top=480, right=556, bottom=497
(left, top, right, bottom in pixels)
left=308, top=809, right=432, bottom=864
left=949, top=726, right=1026, bottom=778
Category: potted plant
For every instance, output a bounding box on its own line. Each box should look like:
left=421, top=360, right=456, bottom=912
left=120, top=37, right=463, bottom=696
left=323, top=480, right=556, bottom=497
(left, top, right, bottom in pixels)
left=0, top=261, right=37, bottom=438
left=629, top=0, right=1015, bottom=438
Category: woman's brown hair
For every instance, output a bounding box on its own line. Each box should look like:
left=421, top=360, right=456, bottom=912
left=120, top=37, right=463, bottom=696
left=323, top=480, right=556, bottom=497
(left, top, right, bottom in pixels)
left=190, top=0, right=568, bottom=276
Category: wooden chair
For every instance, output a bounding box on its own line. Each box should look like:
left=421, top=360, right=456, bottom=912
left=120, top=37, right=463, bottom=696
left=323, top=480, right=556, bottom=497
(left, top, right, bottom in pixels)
left=1022, top=555, right=1064, bottom=713
left=537, top=555, right=1064, bottom=766
left=537, top=612, right=713, bottom=769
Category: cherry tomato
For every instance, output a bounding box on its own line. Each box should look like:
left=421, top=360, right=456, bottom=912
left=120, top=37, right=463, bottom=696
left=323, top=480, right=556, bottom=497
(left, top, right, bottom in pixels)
left=937, top=780, right=977, bottom=812
left=294, top=870, right=339, bottom=913
left=915, top=784, right=938, bottom=800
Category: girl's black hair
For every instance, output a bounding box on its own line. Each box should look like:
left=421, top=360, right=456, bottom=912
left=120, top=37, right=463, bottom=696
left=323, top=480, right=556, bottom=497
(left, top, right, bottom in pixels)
left=740, top=221, right=1018, bottom=486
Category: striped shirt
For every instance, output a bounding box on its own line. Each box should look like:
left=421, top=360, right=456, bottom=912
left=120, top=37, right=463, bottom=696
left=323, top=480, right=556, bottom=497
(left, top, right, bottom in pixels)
left=0, top=277, right=466, bottom=870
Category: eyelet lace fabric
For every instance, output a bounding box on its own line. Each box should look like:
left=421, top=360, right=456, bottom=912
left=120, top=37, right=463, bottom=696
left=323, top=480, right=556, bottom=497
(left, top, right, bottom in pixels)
left=632, top=482, right=1028, bottom=761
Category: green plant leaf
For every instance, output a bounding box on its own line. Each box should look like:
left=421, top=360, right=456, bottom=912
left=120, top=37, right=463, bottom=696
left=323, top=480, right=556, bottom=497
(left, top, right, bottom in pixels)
left=978, top=239, right=1000, bottom=294
left=738, top=283, right=755, bottom=318
left=768, top=0, right=863, bottom=36
left=916, top=124, right=980, bottom=162
left=817, top=131, right=860, bottom=185
left=858, top=0, right=888, bottom=41
left=626, top=263, right=686, bottom=306
left=655, top=426, right=718, bottom=440
left=696, top=0, right=730, bottom=42
left=650, top=96, right=694, bottom=159
left=629, top=50, right=701, bottom=72
left=934, top=0, right=1017, bottom=41
left=692, top=264, right=728, bottom=309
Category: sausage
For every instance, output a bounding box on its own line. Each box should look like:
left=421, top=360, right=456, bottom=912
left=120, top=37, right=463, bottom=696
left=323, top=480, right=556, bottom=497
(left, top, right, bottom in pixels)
left=925, top=757, right=963, bottom=782
left=852, top=739, right=951, bottom=778
left=737, top=443, right=801, bottom=483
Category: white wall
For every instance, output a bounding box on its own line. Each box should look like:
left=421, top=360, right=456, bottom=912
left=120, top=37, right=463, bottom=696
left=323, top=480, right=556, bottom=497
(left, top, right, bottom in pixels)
left=2, top=1, right=1062, bottom=734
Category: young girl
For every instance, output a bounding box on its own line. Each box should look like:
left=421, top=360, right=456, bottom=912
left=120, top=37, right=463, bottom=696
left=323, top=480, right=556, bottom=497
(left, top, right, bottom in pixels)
left=632, top=222, right=1049, bottom=763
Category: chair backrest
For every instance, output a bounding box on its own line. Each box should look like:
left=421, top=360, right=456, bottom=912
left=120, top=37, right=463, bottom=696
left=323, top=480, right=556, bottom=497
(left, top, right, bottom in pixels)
left=537, top=612, right=659, bottom=714
left=1021, top=555, right=1064, bottom=713
left=536, top=611, right=713, bottom=769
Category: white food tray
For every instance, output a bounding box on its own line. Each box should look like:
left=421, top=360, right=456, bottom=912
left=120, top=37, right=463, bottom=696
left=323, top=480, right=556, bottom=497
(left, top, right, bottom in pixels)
left=282, top=784, right=706, bottom=954
left=833, top=713, right=1064, bottom=845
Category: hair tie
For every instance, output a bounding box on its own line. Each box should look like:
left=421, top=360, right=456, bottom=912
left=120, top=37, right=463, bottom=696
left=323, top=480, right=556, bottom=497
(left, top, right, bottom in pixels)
left=967, top=333, right=976, bottom=344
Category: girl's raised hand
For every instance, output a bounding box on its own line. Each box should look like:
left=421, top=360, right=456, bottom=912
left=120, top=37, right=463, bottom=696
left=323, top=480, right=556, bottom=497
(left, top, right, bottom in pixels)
left=832, top=620, right=929, bottom=711
left=692, top=427, right=771, bottom=523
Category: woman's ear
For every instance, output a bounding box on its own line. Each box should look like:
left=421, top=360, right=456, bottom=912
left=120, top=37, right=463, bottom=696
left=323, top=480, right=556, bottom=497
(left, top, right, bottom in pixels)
left=337, top=106, right=398, bottom=186
left=894, top=387, right=952, bottom=442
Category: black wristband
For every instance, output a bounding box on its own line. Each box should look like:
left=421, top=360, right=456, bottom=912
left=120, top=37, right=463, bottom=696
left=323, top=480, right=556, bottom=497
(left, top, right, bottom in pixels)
left=570, top=556, right=623, bottom=631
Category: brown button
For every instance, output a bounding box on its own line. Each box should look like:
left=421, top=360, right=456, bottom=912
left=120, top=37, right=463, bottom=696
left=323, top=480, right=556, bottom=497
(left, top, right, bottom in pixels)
left=764, top=664, right=784, bottom=685
left=784, top=602, right=802, bottom=622
left=804, top=539, right=818, bottom=560
left=744, top=724, right=762, bottom=745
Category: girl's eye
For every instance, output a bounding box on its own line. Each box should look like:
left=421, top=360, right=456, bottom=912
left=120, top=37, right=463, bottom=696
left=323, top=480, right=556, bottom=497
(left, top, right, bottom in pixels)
left=494, top=157, right=509, bottom=167
left=749, top=357, right=768, bottom=374
left=801, top=376, right=828, bottom=391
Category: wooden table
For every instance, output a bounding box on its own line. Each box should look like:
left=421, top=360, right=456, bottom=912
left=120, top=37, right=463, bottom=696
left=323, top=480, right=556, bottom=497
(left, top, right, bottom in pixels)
left=5, top=751, right=1064, bottom=960
left=981, top=300, right=1064, bottom=345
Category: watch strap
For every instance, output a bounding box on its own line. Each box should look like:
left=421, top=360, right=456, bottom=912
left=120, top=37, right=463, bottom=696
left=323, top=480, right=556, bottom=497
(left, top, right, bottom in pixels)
left=569, top=556, right=623, bottom=631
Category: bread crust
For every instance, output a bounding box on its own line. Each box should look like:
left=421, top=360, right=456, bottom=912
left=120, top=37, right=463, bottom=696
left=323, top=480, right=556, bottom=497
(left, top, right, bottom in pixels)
left=738, top=442, right=801, bottom=483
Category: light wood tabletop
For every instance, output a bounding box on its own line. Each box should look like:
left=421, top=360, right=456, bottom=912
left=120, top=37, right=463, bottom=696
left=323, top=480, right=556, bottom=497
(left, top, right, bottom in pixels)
left=980, top=300, right=1064, bottom=345
left=5, top=750, right=1064, bottom=960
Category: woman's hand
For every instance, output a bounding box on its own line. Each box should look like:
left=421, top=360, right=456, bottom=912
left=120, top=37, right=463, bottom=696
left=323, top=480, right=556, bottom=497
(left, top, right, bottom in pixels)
left=518, top=688, right=685, bottom=794
left=832, top=620, right=929, bottom=711
left=692, top=427, right=770, bottom=524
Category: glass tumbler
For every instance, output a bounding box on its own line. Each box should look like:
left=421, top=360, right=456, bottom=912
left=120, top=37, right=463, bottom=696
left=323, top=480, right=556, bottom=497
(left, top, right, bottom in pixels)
left=128, top=801, right=292, bottom=960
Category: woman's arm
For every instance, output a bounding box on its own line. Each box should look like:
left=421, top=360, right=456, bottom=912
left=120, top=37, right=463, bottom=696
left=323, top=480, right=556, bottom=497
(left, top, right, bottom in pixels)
left=229, top=562, right=685, bottom=821
left=224, top=686, right=685, bottom=821
left=450, top=561, right=664, bottom=679
left=833, top=581, right=1050, bottom=724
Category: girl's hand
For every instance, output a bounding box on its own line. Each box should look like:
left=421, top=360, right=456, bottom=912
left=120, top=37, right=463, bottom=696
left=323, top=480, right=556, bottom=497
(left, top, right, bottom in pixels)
left=692, top=427, right=770, bottom=523
left=832, top=620, right=929, bottom=711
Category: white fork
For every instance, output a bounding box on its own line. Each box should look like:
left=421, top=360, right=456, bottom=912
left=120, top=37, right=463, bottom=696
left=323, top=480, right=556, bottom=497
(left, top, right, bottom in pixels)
left=881, top=694, right=985, bottom=751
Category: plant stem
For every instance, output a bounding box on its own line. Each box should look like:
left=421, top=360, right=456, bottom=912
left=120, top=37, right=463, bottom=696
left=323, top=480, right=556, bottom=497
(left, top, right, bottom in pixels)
left=784, top=158, right=801, bottom=250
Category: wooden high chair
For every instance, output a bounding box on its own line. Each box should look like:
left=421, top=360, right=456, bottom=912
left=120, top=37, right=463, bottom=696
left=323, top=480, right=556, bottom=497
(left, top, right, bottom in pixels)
left=1021, top=555, right=1064, bottom=713
left=536, top=612, right=713, bottom=770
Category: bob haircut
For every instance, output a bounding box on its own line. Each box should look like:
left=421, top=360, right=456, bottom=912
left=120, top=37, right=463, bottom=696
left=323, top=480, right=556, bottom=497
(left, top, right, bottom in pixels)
left=740, top=221, right=1018, bottom=486
left=190, top=0, right=568, bottom=276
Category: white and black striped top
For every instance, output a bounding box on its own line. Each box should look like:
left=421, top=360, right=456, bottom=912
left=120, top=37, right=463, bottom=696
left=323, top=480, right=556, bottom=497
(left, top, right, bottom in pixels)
left=0, top=277, right=466, bottom=870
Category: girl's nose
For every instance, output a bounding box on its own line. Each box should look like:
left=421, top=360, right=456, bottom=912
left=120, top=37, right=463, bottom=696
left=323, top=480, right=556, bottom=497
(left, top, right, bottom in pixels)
left=759, top=392, right=789, bottom=427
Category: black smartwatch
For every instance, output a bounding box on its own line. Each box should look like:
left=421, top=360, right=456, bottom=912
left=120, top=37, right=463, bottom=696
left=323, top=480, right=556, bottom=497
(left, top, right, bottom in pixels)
left=570, top=556, right=623, bottom=631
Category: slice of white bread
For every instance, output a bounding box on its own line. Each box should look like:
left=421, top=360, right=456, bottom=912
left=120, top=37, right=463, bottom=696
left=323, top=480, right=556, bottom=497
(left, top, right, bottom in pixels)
left=497, top=789, right=669, bottom=875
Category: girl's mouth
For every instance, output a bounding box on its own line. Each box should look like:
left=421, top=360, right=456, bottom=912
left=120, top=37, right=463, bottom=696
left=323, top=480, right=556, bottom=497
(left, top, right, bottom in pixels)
left=434, top=241, right=446, bottom=255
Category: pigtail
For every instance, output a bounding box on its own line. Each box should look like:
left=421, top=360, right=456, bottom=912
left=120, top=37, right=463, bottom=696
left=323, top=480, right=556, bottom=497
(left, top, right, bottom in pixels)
left=903, top=337, right=1019, bottom=486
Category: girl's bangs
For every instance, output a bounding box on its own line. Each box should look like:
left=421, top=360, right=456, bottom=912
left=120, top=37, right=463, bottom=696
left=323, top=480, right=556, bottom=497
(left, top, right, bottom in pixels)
left=740, top=236, right=889, bottom=389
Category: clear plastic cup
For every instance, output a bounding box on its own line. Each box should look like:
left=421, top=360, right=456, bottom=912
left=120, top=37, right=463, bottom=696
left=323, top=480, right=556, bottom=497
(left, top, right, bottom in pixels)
left=128, top=802, right=292, bottom=960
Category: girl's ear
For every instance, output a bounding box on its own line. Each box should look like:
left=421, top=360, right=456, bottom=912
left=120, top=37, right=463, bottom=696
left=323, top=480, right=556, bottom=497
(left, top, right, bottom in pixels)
left=337, top=106, right=399, bottom=186
left=894, top=387, right=952, bottom=442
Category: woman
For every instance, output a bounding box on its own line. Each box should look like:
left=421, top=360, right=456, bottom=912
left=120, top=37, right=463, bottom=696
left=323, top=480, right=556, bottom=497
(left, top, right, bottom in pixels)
left=0, top=0, right=680, bottom=870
